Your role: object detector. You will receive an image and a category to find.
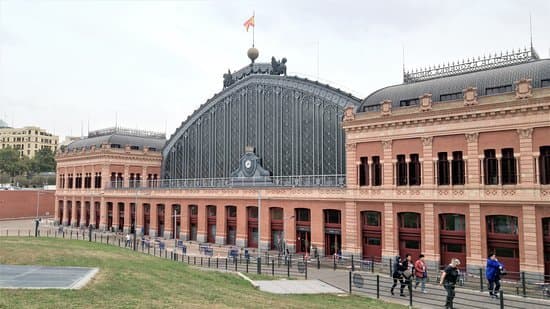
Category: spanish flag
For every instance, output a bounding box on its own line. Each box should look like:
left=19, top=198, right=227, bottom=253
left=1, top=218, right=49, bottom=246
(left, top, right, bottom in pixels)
left=243, top=15, right=255, bottom=32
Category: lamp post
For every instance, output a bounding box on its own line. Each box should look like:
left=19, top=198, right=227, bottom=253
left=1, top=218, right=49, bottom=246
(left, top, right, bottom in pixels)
left=257, top=190, right=261, bottom=261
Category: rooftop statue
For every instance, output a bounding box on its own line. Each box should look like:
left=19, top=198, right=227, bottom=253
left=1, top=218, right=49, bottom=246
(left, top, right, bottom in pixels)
left=223, top=69, right=234, bottom=88
left=270, top=57, right=287, bottom=76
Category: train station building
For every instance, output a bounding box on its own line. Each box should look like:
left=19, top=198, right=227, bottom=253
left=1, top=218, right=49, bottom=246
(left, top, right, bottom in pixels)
left=55, top=47, right=550, bottom=280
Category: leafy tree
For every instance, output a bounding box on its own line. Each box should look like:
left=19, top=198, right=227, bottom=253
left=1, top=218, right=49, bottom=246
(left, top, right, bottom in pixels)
left=0, top=147, right=22, bottom=179
left=31, top=148, right=56, bottom=173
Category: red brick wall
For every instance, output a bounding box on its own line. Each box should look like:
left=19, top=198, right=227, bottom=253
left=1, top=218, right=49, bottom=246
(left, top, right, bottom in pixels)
left=0, top=190, right=55, bottom=219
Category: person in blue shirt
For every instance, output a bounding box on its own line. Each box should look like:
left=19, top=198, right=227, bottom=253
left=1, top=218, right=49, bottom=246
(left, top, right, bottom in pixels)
left=486, top=253, right=504, bottom=298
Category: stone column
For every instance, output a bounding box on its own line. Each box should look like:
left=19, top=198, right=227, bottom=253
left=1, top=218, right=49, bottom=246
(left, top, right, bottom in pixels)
left=346, top=143, right=358, bottom=188
left=99, top=198, right=107, bottom=231
left=382, top=202, right=396, bottom=260
left=54, top=199, right=60, bottom=225
left=197, top=204, right=207, bottom=243
left=149, top=204, right=158, bottom=237
left=62, top=199, right=69, bottom=226
left=123, top=202, right=131, bottom=233
left=343, top=201, right=360, bottom=256
left=71, top=199, right=78, bottom=228
left=123, top=165, right=129, bottom=188
left=112, top=202, right=120, bottom=232
left=259, top=201, right=270, bottom=251
left=164, top=203, right=174, bottom=239
left=382, top=140, right=393, bottom=186
left=520, top=204, right=544, bottom=280
left=310, top=206, right=324, bottom=257
left=284, top=207, right=296, bottom=253
left=142, top=166, right=148, bottom=188
left=467, top=203, right=483, bottom=273
left=136, top=202, right=144, bottom=236
left=79, top=200, right=86, bottom=228
left=180, top=204, right=189, bottom=241
left=215, top=205, right=226, bottom=246
left=517, top=128, right=534, bottom=185
left=423, top=203, right=439, bottom=270
left=90, top=199, right=96, bottom=229
left=465, top=133, right=480, bottom=186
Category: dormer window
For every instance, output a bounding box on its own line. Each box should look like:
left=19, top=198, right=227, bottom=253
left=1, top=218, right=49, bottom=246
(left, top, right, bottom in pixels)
left=399, top=98, right=419, bottom=107
left=130, top=145, right=139, bottom=150
left=110, top=144, right=121, bottom=148
left=440, top=92, right=462, bottom=102
left=485, top=85, right=512, bottom=95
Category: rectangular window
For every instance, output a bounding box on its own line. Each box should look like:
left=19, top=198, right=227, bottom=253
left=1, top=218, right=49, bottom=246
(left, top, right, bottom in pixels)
left=540, top=146, right=550, bottom=185
left=441, top=214, right=465, bottom=231
left=501, top=148, right=517, bottom=185
left=324, top=210, right=341, bottom=224
left=451, top=151, right=465, bottom=185
left=371, top=156, right=382, bottom=186
left=485, top=84, right=512, bottom=95
left=438, top=152, right=450, bottom=185
left=409, top=153, right=421, bottom=186
left=296, top=209, right=310, bottom=222
left=270, top=208, right=282, bottom=220
left=248, top=207, right=258, bottom=219
left=359, top=156, right=369, bottom=186
left=207, top=206, right=217, bottom=217
left=405, top=240, right=420, bottom=249
left=364, top=211, right=381, bottom=227
left=541, top=79, right=550, bottom=88
left=367, top=238, right=381, bottom=246
left=440, top=92, right=463, bottom=102
left=445, top=244, right=465, bottom=253
left=493, top=247, right=517, bottom=258
left=399, top=98, right=419, bottom=107
left=396, top=155, right=407, bottom=186
left=484, top=149, right=498, bottom=185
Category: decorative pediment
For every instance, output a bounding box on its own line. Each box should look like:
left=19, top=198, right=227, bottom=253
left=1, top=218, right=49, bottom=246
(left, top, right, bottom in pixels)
left=230, top=147, right=272, bottom=185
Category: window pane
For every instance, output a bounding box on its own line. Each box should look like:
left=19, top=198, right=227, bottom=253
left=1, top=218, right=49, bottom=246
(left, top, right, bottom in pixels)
left=402, top=213, right=420, bottom=228
left=366, top=211, right=380, bottom=226
left=445, top=244, right=464, bottom=253
left=368, top=238, right=381, bottom=246
left=271, top=208, right=283, bottom=220
left=248, top=207, right=258, bottom=219
left=493, top=247, right=516, bottom=258
left=405, top=240, right=420, bottom=249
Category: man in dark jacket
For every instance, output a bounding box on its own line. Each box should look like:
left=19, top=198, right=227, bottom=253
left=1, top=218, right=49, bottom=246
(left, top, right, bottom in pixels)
left=390, top=256, right=403, bottom=296
left=486, top=253, right=504, bottom=298
left=440, top=258, right=461, bottom=309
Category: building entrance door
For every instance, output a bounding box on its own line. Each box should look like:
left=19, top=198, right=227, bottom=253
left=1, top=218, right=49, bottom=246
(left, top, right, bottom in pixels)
left=324, top=233, right=341, bottom=256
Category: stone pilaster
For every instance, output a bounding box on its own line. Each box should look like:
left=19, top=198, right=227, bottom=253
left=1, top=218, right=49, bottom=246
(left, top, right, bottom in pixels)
left=422, top=137, right=434, bottom=186
left=99, top=198, right=107, bottom=231
left=382, top=140, right=393, bottom=186
left=180, top=204, right=189, bottom=241
left=79, top=201, right=86, bottom=228
left=164, top=204, right=174, bottom=239
left=310, top=206, right=323, bottom=255
left=465, top=133, right=479, bottom=186
left=346, top=143, right=358, bottom=189
left=215, top=205, right=226, bottom=245
left=382, top=202, right=396, bottom=259
left=62, top=199, right=69, bottom=226
left=423, top=203, right=439, bottom=269
left=149, top=204, right=158, bottom=237
left=284, top=207, right=296, bottom=253
left=520, top=204, right=544, bottom=280
left=517, top=128, right=534, bottom=185
left=71, top=199, right=78, bottom=227
left=467, top=203, right=483, bottom=273
left=123, top=202, right=131, bottom=233
left=343, top=201, right=360, bottom=256
left=135, top=202, right=144, bottom=236
left=112, top=202, right=120, bottom=231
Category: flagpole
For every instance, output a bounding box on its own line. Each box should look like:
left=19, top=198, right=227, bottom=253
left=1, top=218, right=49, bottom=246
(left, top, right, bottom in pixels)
left=252, top=11, right=255, bottom=47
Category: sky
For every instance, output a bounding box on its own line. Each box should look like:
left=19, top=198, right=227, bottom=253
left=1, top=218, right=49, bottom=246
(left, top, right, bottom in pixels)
left=1, top=0, right=549, bottom=141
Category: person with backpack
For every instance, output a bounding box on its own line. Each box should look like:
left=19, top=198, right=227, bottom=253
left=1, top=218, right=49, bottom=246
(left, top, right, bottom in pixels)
left=486, top=253, right=504, bottom=298
left=390, top=256, right=404, bottom=296
left=400, top=253, right=413, bottom=296
left=414, top=254, right=428, bottom=293
left=439, top=258, right=461, bottom=309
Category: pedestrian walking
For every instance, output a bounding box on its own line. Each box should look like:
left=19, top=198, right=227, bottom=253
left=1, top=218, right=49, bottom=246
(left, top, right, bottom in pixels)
left=486, top=253, right=504, bottom=298
left=390, top=256, right=403, bottom=296
left=400, top=253, right=413, bottom=297
left=414, top=254, right=428, bottom=293
left=125, top=233, right=131, bottom=247
left=439, top=258, right=461, bottom=309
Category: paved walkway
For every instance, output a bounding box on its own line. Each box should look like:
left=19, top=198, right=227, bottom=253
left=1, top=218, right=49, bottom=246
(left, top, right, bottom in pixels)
left=0, top=265, right=98, bottom=289
left=254, top=279, right=344, bottom=294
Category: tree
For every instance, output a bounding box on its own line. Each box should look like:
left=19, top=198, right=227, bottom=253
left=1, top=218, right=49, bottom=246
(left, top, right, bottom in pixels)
left=0, top=147, right=23, bottom=180
left=30, top=148, right=56, bottom=174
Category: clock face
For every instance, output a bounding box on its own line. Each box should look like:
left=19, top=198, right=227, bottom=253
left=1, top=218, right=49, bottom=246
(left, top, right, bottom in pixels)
left=245, top=160, right=252, bottom=169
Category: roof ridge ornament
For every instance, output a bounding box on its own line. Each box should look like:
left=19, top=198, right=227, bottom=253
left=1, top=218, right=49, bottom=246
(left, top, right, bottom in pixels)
left=403, top=47, right=540, bottom=84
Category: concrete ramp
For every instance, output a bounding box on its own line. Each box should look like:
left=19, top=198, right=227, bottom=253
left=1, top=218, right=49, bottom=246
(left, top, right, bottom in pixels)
left=0, top=265, right=98, bottom=289
left=254, top=279, right=344, bottom=294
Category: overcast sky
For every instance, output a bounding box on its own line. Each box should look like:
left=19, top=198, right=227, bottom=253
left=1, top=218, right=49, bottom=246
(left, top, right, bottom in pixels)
left=1, top=0, right=549, bottom=140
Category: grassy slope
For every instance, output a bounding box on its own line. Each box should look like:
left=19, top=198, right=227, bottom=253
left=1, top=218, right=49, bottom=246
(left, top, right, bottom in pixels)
left=0, top=238, right=403, bottom=309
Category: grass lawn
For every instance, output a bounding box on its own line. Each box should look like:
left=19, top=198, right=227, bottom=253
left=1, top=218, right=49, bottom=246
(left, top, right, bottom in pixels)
left=0, top=237, right=404, bottom=309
